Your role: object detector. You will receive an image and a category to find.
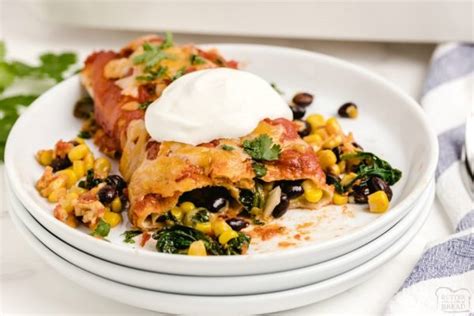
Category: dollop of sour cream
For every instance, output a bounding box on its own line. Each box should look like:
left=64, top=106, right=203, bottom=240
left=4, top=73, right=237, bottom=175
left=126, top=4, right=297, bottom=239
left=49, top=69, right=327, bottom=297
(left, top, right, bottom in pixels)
left=145, top=68, right=292, bottom=145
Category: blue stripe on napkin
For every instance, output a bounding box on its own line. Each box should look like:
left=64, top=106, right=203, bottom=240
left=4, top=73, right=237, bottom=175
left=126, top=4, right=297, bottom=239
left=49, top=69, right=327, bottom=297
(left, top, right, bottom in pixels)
left=436, top=124, right=465, bottom=178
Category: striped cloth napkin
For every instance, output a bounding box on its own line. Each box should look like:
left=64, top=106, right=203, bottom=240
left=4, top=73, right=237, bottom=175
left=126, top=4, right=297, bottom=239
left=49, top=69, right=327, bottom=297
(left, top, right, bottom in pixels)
left=385, top=43, right=474, bottom=315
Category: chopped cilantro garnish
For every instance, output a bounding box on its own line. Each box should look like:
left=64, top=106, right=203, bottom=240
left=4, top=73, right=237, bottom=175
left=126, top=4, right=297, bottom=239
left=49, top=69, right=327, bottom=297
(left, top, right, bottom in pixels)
left=222, top=144, right=235, bottom=151
left=251, top=161, right=267, bottom=178
left=133, top=43, right=168, bottom=69
left=122, top=230, right=142, bottom=244
left=172, top=67, right=186, bottom=81
left=190, top=54, right=206, bottom=65
left=136, top=66, right=167, bottom=81
left=243, top=134, right=281, bottom=161
left=138, top=101, right=152, bottom=110
left=160, top=32, right=174, bottom=49
left=270, top=82, right=284, bottom=95
left=91, top=218, right=111, bottom=238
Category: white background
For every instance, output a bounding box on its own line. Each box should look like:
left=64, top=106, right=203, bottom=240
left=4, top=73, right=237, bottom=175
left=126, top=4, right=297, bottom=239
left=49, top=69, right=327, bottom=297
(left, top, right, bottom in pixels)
left=0, top=1, right=452, bottom=315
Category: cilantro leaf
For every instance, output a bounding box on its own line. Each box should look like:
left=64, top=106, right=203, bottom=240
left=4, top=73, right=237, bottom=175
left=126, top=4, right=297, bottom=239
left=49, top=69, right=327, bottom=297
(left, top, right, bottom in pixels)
left=160, top=32, right=174, bottom=49
left=91, top=218, right=111, bottom=238
left=252, top=161, right=267, bottom=178
left=122, top=230, right=142, bottom=244
left=136, top=66, right=167, bottom=81
left=243, top=134, right=281, bottom=161
left=172, top=67, right=186, bottom=81
left=222, top=144, right=234, bottom=151
left=0, top=95, right=38, bottom=160
left=190, top=54, right=206, bottom=65
left=138, top=101, right=152, bottom=110
left=133, top=43, right=167, bottom=69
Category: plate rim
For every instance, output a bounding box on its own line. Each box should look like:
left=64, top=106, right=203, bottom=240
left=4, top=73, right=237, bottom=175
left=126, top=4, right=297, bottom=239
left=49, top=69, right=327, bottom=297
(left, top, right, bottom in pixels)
left=6, top=176, right=435, bottom=295
left=7, top=180, right=434, bottom=314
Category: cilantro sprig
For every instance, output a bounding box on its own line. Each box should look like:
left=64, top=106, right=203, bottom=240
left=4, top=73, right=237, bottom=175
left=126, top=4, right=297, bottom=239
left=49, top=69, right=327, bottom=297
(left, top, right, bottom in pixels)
left=0, top=42, right=77, bottom=161
left=132, top=33, right=174, bottom=71
left=243, top=134, right=281, bottom=161
left=243, top=134, right=281, bottom=177
left=122, top=230, right=142, bottom=244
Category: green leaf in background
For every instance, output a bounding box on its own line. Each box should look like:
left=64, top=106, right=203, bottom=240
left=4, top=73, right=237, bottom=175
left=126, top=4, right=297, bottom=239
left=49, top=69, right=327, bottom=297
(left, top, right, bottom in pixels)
left=0, top=41, right=78, bottom=161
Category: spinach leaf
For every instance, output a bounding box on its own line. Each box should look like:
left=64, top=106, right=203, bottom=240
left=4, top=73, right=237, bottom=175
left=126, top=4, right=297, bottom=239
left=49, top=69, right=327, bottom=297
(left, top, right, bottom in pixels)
left=153, top=225, right=221, bottom=255
left=225, top=232, right=250, bottom=255
left=341, top=151, right=402, bottom=188
left=121, top=230, right=142, bottom=244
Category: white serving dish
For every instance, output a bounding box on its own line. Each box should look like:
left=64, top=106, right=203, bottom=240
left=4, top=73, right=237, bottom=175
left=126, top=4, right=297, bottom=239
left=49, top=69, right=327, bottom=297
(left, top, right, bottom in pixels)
left=5, top=44, right=438, bottom=276
left=8, top=183, right=434, bottom=314
left=7, top=177, right=434, bottom=295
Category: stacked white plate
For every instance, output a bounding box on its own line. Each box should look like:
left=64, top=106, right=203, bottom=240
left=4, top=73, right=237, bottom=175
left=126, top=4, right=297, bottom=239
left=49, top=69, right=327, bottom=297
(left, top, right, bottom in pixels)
left=4, top=44, right=438, bottom=314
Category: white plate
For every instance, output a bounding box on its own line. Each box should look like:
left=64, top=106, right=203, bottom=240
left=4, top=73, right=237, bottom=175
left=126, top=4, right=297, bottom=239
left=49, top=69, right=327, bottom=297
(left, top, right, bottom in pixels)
left=8, top=182, right=433, bottom=315
left=5, top=44, right=438, bottom=275
left=7, top=176, right=434, bottom=295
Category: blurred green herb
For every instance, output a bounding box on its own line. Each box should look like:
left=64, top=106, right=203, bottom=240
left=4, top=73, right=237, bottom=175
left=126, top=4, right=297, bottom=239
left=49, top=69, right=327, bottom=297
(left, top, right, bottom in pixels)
left=0, top=41, right=77, bottom=161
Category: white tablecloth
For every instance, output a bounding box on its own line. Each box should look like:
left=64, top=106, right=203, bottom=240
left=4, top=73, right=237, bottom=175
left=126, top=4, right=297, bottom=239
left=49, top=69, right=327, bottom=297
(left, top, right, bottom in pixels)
left=0, top=2, right=450, bottom=315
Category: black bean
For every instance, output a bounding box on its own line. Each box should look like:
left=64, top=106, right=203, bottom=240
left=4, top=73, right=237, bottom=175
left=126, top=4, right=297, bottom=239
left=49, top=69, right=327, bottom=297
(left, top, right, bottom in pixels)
left=292, top=92, right=313, bottom=107
left=226, top=218, right=249, bottom=231
left=98, top=185, right=117, bottom=204
left=279, top=181, right=304, bottom=199
left=352, top=183, right=370, bottom=204
left=332, top=146, right=342, bottom=163
left=208, top=197, right=228, bottom=213
left=290, top=105, right=306, bottom=120
left=272, top=193, right=290, bottom=218
left=105, top=175, right=127, bottom=193
left=338, top=102, right=358, bottom=118
left=368, top=177, right=393, bottom=201
left=120, top=195, right=130, bottom=211
left=294, top=120, right=311, bottom=137
left=50, top=157, right=72, bottom=172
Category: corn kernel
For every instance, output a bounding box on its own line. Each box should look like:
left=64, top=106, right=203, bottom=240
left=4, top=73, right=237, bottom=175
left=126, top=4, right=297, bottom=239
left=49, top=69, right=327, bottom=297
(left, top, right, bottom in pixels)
left=47, top=177, right=67, bottom=193
left=111, top=197, right=123, bottom=213
left=323, top=135, right=343, bottom=149
left=219, top=230, right=239, bottom=245
left=212, top=219, right=232, bottom=236
left=94, top=157, right=111, bottom=178
left=306, top=114, right=325, bottom=130
left=170, top=206, right=183, bottom=221
left=195, top=222, right=212, bottom=235
left=188, top=240, right=207, bottom=256
left=302, top=180, right=323, bottom=203
left=333, top=193, right=348, bottom=205
left=314, top=128, right=329, bottom=140
left=84, top=152, right=95, bottom=170
left=347, top=105, right=358, bottom=118
left=180, top=202, right=196, bottom=213
left=341, top=172, right=358, bottom=186
left=68, top=144, right=89, bottom=161
left=368, top=191, right=389, bottom=213
left=337, top=161, right=346, bottom=173
left=317, top=150, right=337, bottom=170
left=37, top=150, right=54, bottom=166
left=303, top=134, right=323, bottom=146
left=74, top=137, right=85, bottom=144
left=72, top=160, right=86, bottom=179
left=103, top=209, right=122, bottom=227
left=327, top=164, right=340, bottom=176
left=325, top=117, right=341, bottom=135
left=48, top=188, right=67, bottom=203
left=56, top=169, right=77, bottom=188
left=69, top=186, right=87, bottom=195
left=60, top=192, right=79, bottom=213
